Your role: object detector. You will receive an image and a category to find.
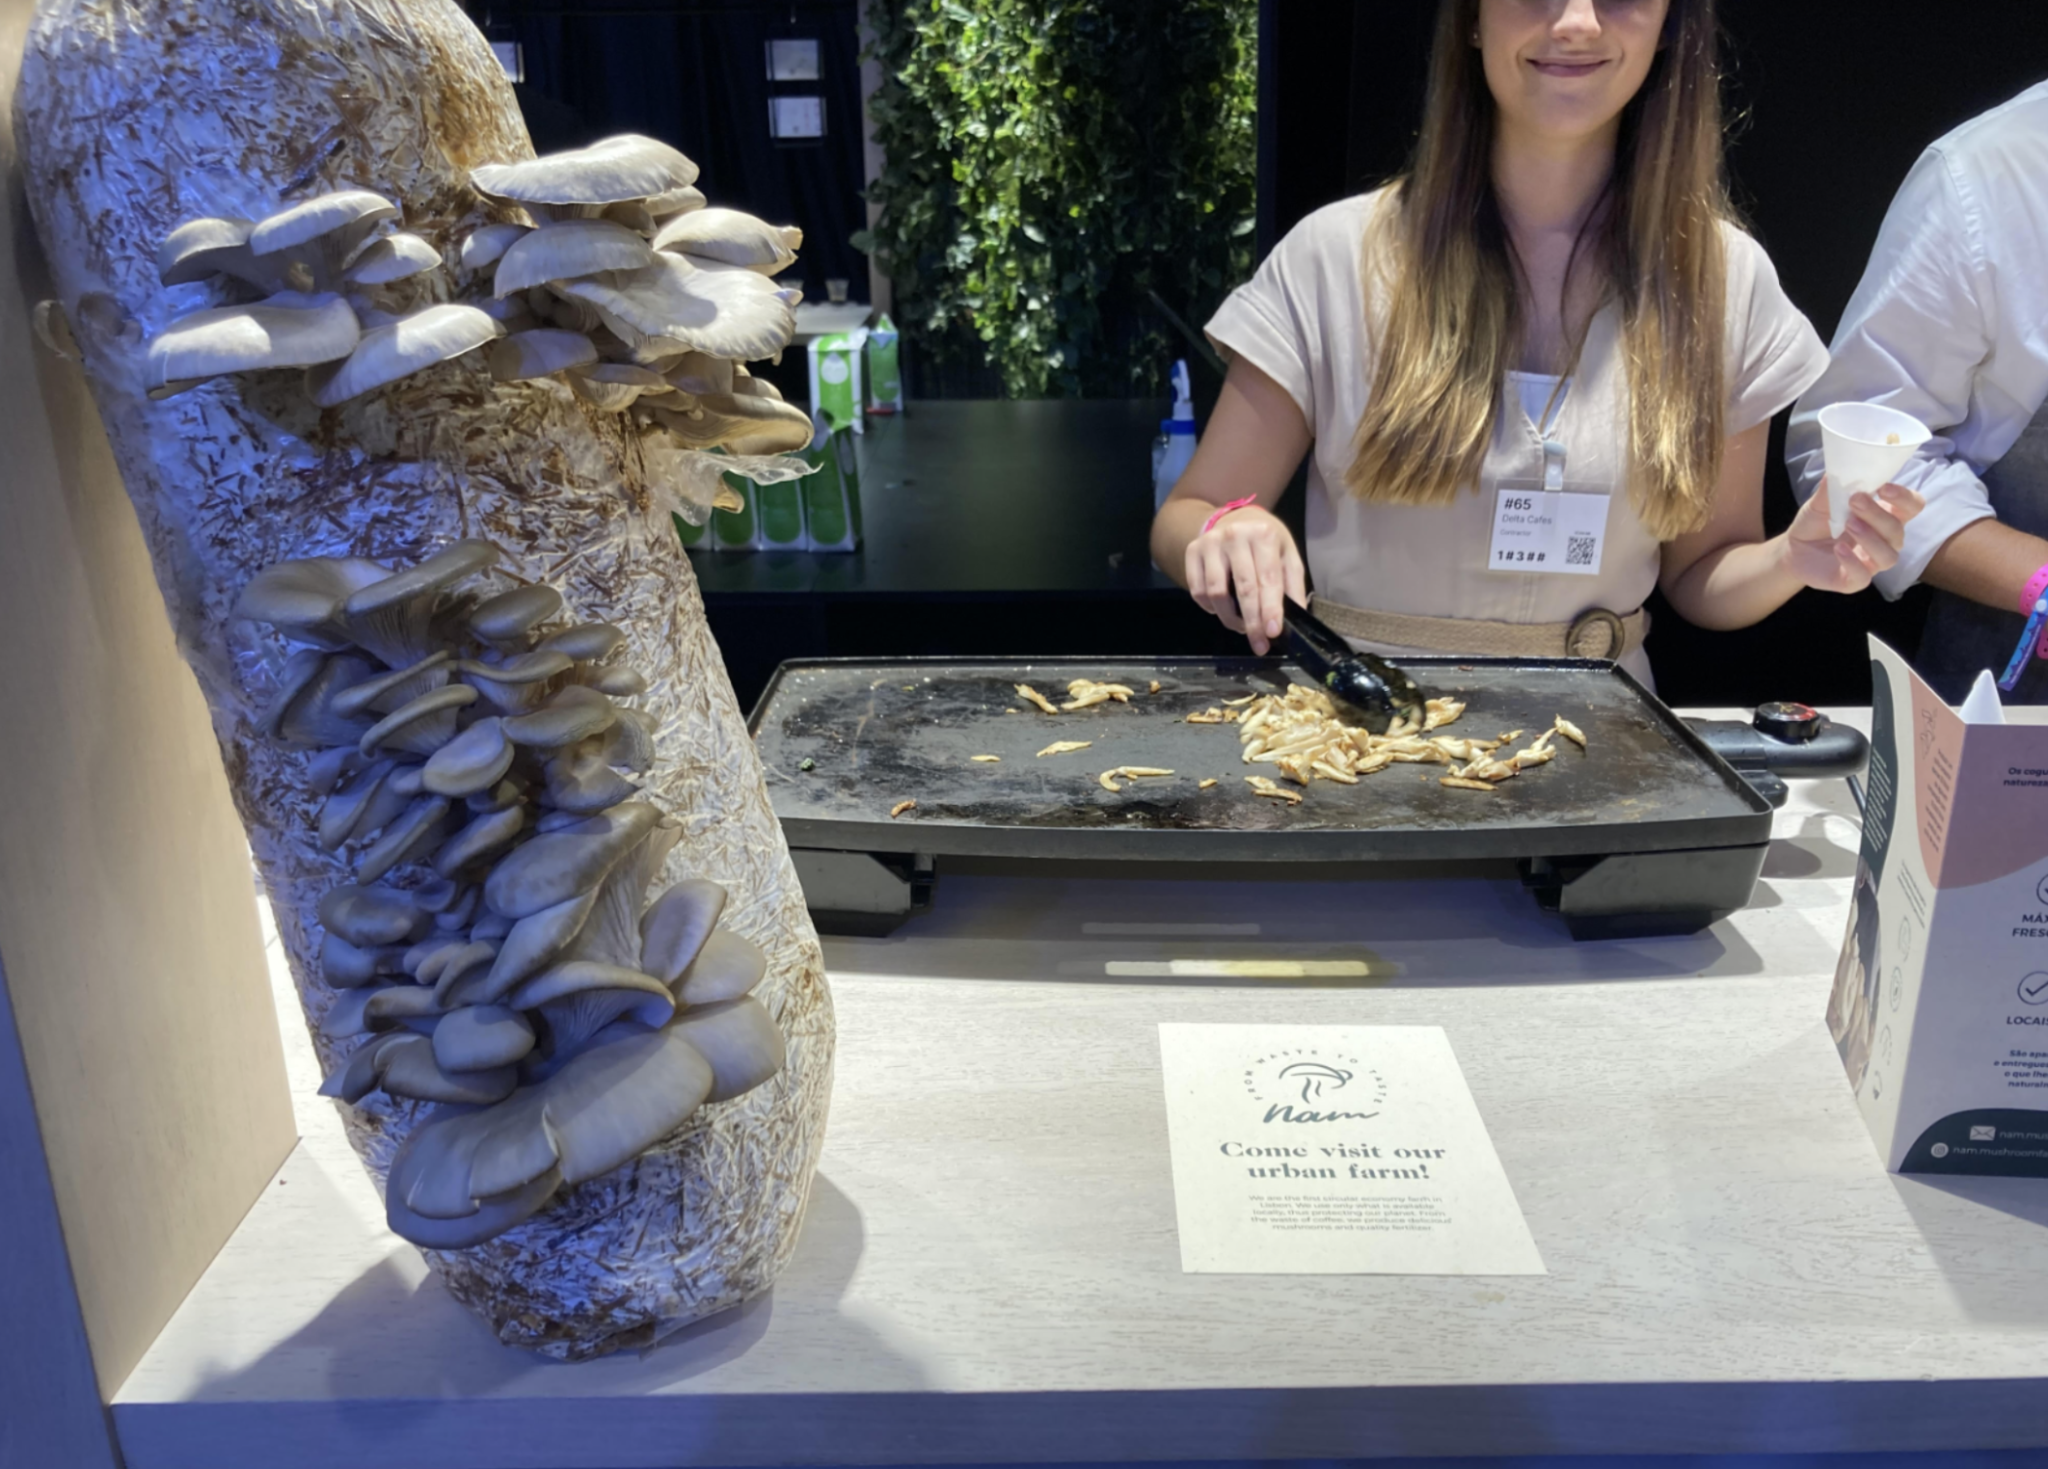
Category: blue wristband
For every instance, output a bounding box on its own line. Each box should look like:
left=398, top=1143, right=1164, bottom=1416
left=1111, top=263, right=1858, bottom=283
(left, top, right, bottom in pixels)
left=1999, top=597, right=2048, bottom=692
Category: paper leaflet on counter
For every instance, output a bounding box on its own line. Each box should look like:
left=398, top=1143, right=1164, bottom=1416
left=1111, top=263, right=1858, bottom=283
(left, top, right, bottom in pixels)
left=1830, top=637, right=2048, bottom=1173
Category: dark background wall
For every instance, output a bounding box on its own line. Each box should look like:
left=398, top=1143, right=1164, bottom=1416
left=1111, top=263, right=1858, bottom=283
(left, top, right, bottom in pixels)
left=1261, top=0, right=2048, bottom=706
left=479, top=0, right=869, bottom=306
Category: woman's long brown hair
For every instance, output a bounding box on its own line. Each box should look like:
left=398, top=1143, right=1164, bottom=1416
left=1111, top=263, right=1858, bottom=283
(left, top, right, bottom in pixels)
left=1342, top=0, right=1731, bottom=540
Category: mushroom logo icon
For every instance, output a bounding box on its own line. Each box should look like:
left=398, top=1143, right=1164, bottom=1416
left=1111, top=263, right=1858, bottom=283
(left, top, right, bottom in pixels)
left=1278, top=1061, right=1352, bottom=1103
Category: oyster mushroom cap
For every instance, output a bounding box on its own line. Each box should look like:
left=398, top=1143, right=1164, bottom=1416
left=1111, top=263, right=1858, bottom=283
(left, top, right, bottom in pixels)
left=257, top=649, right=331, bottom=738
left=587, top=666, right=650, bottom=698
left=652, top=207, right=801, bottom=274
left=425, top=940, right=500, bottom=998
left=355, top=795, right=452, bottom=885
left=385, top=1159, right=563, bottom=1249
left=249, top=189, right=400, bottom=258
left=593, top=709, right=655, bottom=772
left=320, top=930, right=409, bottom=989
left=458, top=649, right=576, bottom=711
left=433, top=801, right=528, bottom=878
left=493, top=219, right=654, bottom=297
left=432, top=1004, right=536, bottom=1073
left=157, top=215, right=294, bottom=292
left=472, top=134, right=700, bottom=208
left=512, top=960, right=676, bottom=1045
left=318, top=884, right=424, bottom=947
left=477, top=886, right=600, bottom=1001
left=558, top=253, right=795, bottom=362
left=330, top=651, right=453, bottom=719
left=483, top=800, right=659, bottom=919
left=146, top=290, right=361, bottom=394
left=344, top=231, right=442, bottom=285
left=375, top=1033, right=518, bottom=1105
left=357, top=683, right=478, bottom=758
left=672, top=926, right=767, bottom=1006
left=460, top=222, right=531, bottom=272
left=319, top=1031, right=407, bottom=1101
left=318, top=757, right=399, bottom=849
left=638, top=878, right=728, bottom=985
left=234, top=554, right=390, bottom=645
left=487, top=328, right=598, bottom=383
left=543, top=742, right=639, bottom=813
left=341, top=538, right=499, bottom=668
left=648, top=183, right=708, bottom=219
left=421, top=716, right=515, bottom=797
left=501, top=684, right=619, bottom=750
left=306, top=303, right=504, bottom=407
left=662, top=351, right=734, bottom=396
left=668, top=996, right=786, bottom=1103
left=272, top=653, right=380, bottom=749
left=537, top=621, right=627, bottom=662
left=469, top=584, right=564, bottom=643
left=644, top=389, right=815, bottom=456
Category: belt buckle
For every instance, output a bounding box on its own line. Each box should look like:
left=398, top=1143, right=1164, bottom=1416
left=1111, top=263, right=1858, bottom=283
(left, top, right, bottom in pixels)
left=1566, top=607, right=1626, bottom=660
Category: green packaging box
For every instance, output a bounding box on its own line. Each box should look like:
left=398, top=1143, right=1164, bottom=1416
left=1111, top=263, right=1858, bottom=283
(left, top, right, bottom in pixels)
left=866, top=313, right=902, bottom=415
left=807, top=328, right=867, bottom=435
left=800, top=426, right=863, bottom=552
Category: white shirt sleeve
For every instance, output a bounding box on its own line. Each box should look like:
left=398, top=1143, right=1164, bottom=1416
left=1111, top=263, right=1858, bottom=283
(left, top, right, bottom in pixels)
left=1786, top=146, right=1999, bottom=600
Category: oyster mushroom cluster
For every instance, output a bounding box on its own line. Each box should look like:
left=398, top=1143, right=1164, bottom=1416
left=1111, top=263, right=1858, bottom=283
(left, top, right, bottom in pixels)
left=145, top=133, right=820, bottom=516
left=237, top=538, right=785, bottom=1248
left=148, top=188, right=496, bottom=406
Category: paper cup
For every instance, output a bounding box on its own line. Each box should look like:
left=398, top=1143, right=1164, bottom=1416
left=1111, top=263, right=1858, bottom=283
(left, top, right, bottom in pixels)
left=1819, top=401, right=1931, bottom=538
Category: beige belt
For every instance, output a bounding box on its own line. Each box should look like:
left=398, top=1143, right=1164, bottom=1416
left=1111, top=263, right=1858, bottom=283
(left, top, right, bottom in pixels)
left=1309, top=595, right=1647, bottom=661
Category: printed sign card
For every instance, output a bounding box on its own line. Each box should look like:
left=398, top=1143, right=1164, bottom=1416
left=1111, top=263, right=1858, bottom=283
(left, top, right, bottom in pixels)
left=1157, top=1024, right=1545, bottom=1274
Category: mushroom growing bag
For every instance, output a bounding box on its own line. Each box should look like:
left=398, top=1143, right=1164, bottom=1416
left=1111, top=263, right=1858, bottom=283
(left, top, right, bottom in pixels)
left=15, top=0, right=833, bottom=1359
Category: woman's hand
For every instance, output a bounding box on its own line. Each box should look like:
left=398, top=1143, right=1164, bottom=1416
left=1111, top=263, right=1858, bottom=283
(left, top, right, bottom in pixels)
left=1185, top=504, right=1307, bottom=655
left=1779, top=475, right=1927, bottom=594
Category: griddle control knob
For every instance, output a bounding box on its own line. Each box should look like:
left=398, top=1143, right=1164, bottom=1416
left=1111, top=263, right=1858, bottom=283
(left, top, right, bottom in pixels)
left=1753, top=701, right=1823, bottom=742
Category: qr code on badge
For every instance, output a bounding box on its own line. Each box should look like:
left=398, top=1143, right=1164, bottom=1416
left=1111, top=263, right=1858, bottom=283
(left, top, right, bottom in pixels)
left=1565, top=533, right=1597, bottom=567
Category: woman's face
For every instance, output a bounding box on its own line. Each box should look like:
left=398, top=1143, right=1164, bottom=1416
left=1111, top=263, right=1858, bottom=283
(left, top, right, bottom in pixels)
left=1476, top=0, right=1671, bottom=148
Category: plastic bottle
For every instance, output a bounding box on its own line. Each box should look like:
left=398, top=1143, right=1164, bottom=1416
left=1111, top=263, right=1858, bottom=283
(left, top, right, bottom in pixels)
left=1152, top=359, right=1198, bottom=509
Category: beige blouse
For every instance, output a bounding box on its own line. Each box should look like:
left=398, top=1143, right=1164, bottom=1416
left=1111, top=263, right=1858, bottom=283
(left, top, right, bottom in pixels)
left=1206, top=188, right=1830, bottom=684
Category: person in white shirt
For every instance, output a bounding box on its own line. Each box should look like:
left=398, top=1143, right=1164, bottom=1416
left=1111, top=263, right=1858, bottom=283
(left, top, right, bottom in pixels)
left=1151, top=0, right=1923, bottom=687
left=1788, top=80, right=2048, bottom=702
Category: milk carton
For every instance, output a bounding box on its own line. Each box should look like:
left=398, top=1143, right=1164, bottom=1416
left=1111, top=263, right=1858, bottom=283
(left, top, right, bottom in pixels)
left=1830, top=636, right=2048, bottom=1174
left=808, top=329, right=867, bottom=435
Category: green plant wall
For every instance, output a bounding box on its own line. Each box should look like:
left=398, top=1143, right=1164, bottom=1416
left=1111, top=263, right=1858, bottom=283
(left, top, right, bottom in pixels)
left=858, top=0, right=1257, bottom=399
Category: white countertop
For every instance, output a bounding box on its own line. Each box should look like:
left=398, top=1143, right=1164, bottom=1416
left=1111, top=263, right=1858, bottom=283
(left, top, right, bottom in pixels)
left=109, top=712, right=2048, bottom=1466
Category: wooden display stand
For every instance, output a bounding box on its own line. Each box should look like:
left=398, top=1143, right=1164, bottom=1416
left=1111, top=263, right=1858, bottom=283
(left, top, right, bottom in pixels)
left=0, top=0, right=296, bottom=1456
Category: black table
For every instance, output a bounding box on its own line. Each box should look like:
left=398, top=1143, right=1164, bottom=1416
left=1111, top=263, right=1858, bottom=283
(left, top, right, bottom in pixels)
left=687, top=400, right=1242, bottom=707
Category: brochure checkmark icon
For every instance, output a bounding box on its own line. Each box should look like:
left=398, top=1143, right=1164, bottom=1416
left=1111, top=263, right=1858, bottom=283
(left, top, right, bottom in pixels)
left=2021, top=974, right=2048, bottom=1006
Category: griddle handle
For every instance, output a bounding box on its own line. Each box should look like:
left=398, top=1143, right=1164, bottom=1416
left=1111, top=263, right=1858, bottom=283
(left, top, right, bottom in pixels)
left=1684, top=715, right=1868, bottom=782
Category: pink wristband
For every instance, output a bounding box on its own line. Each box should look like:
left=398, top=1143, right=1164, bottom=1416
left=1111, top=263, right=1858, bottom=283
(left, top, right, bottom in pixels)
left=1201, top=496, right=1257, bottom=535
left=2022, top=563, right=2048, bottom=617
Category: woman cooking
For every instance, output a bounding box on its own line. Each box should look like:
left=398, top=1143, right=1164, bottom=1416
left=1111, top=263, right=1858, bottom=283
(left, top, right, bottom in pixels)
left=1153, top=0, right=1924, bottom=683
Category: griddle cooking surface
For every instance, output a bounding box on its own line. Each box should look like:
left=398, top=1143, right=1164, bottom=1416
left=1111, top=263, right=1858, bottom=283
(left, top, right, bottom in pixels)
left=749, top=657, right=1772, bottom=862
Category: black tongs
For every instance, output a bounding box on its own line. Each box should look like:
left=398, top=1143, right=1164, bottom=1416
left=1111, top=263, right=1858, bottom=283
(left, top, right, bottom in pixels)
left=1284, top=603, right=1429, bottom=734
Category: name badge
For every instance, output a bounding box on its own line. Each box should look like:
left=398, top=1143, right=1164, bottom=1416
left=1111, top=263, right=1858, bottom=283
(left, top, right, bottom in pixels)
left=1487, top=479, right=1609, bottom=576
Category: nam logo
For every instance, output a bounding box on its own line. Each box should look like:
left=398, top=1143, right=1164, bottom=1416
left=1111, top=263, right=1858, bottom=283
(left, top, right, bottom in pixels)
left=1242, top=1047, right=1387, bottom=1124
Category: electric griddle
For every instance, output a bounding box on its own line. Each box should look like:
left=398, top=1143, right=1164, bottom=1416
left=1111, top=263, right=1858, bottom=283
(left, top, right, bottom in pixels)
left=747, top=656, right=1860, bottom=940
